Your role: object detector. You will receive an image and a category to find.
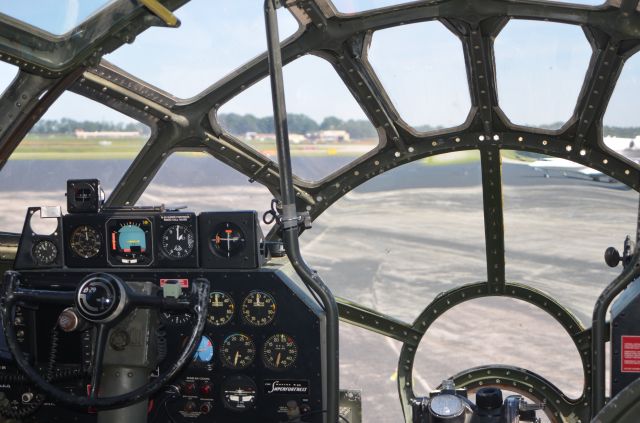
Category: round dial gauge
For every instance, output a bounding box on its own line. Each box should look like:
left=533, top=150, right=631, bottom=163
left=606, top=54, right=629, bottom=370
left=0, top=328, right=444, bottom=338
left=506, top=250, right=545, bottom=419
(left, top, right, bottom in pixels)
left=222, top=375, right=256, bottom=411
left=70, top=225, right=102, bottom=258
left=241, top=291, right=276, bottom=326
left=161, top=224, right=195, bottom=259
left=193, top=336, right=214, bottom=363
left=207, top=291, right=235, bottom=326
left=263, top=334, right=298, bottom=370
left=211, top=222, right=245, bottom=258
left=32, top=240, right=57, bottom=265
left=429, top=394, right=465, bottom=418
left=221, top=333, right=255, bottom=369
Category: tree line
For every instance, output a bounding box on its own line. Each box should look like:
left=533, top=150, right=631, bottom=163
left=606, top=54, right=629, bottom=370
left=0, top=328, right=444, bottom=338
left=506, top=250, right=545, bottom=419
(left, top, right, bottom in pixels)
left=28, top=116, right=640, bottom=140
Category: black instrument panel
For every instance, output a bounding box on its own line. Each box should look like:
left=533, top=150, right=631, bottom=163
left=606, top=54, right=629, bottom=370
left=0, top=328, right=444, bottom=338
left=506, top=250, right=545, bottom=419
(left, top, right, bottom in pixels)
left=9, top=268, right=325, bottom=423
left=7, top=207, right=325, bottom=423
left=56, top=210, right=263, bottom=270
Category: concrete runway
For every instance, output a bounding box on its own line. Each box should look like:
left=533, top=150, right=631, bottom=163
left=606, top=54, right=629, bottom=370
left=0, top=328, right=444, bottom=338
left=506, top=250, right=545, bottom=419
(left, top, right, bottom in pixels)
left=1, top=158, right=638, bottom=421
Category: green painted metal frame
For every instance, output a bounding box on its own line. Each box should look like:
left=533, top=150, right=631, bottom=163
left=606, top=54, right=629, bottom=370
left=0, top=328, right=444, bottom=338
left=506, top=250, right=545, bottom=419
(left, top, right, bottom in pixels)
left=0, top=1, right=637, bottom=422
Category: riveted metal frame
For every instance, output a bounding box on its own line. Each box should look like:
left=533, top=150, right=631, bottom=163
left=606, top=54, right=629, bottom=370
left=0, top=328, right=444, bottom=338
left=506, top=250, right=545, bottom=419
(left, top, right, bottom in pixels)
left=0, top=0, right=638, bottom=421
left=396, top=282, right=590, bottom=423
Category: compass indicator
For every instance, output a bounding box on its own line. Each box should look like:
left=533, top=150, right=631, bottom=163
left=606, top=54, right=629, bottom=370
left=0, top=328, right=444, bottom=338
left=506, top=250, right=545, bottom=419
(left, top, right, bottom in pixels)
left=211, top=222, right=245, bottom=258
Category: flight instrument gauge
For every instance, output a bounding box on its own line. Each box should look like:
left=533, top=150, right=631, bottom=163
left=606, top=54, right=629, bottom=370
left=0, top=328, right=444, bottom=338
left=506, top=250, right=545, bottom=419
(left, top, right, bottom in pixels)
left=263, top=334, right=298, bottom=370
left=32, top=240, right=57, bottom=265
left=193, top=336, right=214, bottom=364
left=211, top=222, right=245, bottom=258
left=222, top=375, right=256, bottom=411
left=207, top=291, right=235, bottom=326
left=106, top=218, right=153, bottom=266
left=70, top=225, right=102, bottom=258
left=161, top=224, right=195, bottom=259
left=241, top=291, right=276, bottom=326
left=221, top=333, right=255, bottom=369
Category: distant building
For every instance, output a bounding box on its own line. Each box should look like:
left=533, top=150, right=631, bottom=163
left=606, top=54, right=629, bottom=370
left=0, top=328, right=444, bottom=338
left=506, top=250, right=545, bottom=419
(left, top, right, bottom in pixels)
left=314, top=130, right=351, bottom=142
left=75, top=129, right=142, bottom=139
left=244, top=132, right=308, bottom=143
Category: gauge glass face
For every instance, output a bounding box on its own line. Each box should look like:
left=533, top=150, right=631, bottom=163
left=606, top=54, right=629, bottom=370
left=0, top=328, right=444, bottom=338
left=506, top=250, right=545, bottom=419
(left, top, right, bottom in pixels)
left=32, top=240, right=57, bottom=264
left=221, top=333, right=255, bottom=369
left=106, top=218, right=153, bottom=265
left=429, top=394, right=464, bottom=418
left=208, top=291, right=235, bottom=326
left=211, top=222, right=245, bottom=258
left=161, top=311, right=193, bottom=325
left=241, top=291, right=276, bottom=326
left=263, top=334, right=298, bottom=370
left=222, top=375, right=256, bottom=411
left=193, top=336, right=214, bottom=363
left=70, top=225, right=102, bottom=258
left=161, top=224, right=195, bottom=259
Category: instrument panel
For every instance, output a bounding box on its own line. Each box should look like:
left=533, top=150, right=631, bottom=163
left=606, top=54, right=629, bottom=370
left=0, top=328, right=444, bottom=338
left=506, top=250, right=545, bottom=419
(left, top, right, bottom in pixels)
left=16, top=210, right=264, bottom=270
left=8, top=268, right=325, bottom=423
left=7, top=206, right=325, bottom=422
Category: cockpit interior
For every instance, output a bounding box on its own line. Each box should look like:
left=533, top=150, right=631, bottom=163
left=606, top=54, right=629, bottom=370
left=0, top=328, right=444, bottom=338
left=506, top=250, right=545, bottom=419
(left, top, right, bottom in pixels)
left=0, top=1, right=640, bottom=422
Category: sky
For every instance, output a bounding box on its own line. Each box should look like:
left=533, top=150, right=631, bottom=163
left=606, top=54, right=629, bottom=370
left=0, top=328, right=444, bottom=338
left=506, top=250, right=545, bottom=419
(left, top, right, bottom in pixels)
left=0, top=0, right=635, bottom=129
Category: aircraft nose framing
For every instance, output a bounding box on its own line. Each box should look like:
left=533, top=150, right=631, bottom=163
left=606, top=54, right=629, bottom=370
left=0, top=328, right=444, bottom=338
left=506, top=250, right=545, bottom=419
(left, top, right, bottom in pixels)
left=0, top=0, right=639, bottom=422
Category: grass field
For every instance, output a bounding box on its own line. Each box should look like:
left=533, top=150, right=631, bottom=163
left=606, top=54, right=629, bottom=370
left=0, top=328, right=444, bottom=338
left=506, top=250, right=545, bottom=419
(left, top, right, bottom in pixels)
left=11, top=135, right=534, bottom=165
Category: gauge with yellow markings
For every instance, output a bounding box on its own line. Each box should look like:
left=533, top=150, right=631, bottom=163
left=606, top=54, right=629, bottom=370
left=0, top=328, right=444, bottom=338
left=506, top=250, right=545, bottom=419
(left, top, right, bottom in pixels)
left=263, top=334, right=298, bottom=370
left=70, top=225, right=102, bottom=258
left=241, top=291, right=276, bottom=326
left=221, top=333, right=255, bottom=369
left=207, top=291, right=235, bottom=326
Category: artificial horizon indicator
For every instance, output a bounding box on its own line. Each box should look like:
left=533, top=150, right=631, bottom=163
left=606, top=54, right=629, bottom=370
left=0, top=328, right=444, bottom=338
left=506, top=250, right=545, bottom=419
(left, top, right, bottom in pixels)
left=193, top=336, right=214, bottom=363
left=106, top=218, right=153, bottom=265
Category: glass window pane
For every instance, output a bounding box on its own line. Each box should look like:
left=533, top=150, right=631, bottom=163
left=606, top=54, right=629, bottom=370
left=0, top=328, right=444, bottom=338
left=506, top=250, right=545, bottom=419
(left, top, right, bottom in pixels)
left=0, top=92, right=149, bottom=233
left=330, top=0, right=603, bottom=14
left=413, top=297, right=584, bottom=398
left=0, top=0, right=116, bottom=35
left=367, top=21, right=471, bottom=132
left=137, top=152, right=274, bottom=233
left=106, top=1, right=299, bottom=99
left=501, top=150, right=637, bottom=324
left=217, top=55, right=378, bottom=181
left=330, top=0, right=420, bottom=13
left=300, top=151, right=485, bottom=322
left=603, top=52, right=640, bottom=162
left=495, top=20, right=592, bottom=130
left=340, top=324, right=404, bottom=422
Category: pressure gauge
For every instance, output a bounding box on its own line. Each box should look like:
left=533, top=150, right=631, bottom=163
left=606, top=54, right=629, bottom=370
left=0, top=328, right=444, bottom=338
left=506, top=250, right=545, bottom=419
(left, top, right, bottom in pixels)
left=429, top=394, right=465, bottom=420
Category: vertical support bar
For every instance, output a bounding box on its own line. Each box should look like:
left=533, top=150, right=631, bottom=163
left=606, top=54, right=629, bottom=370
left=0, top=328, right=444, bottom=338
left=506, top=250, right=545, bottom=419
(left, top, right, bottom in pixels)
left=264, top=2, right=340, bottom=422
left=480, top=147, right=506, bottom=292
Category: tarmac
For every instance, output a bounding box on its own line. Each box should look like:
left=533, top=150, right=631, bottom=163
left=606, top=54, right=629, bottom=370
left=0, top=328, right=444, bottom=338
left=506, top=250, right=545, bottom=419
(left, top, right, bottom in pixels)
left=1, top=158, right=638, bottom=422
